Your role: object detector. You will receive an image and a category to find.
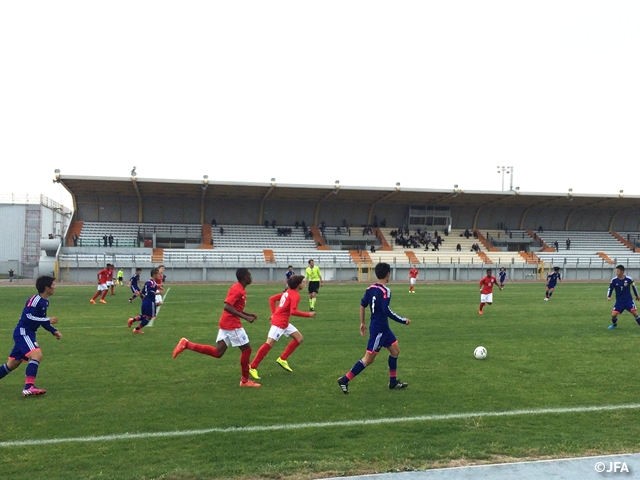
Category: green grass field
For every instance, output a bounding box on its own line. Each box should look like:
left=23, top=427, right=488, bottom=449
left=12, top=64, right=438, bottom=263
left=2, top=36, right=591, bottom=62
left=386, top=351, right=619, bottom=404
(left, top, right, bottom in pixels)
left=1, top=280, right=640, bottom=479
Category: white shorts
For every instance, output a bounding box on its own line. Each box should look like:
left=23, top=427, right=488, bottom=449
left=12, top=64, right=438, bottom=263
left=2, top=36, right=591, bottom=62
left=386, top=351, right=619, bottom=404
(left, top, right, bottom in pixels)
left=410, top=278, right=417, bottom=285
left=267, top=324, right=299, bottom=342
left=481, top=293, right=493, bottom=303
left=155, top=294, right=163, bottom=305
left=97, top=283, right=108, bottom=291
left=216, top=328, right=250, bottom=347
left=106, top=281, right=114, bottom=287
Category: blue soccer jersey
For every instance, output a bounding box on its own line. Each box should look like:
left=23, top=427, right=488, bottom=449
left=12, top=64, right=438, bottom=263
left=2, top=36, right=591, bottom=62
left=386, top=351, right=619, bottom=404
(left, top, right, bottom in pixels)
left=9, top=294, right=58, bottom=360
left=361, top=283, right=407, bottom=353
left=130, top=273, right=141, bottom=293
left=547, top=272, right=561, bottom=288
left=140, top=279, right=158, bottom=318
left=608, top=276, right=639, bottom=313
left=499, top=271, right=507, bottom=283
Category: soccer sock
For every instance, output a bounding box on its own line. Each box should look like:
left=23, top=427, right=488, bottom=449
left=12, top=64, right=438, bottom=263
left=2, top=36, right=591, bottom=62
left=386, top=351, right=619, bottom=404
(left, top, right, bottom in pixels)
left=611, top=316, right=617, bottom=326
left=409, top=285, right=414, bottom=292
left=280, top=339, right=300, bottom=361
left=240, top=348, right=252, bottom=383
left=342, top=359, right=366, bottom=383
left=134, top=318, right=149, bottom=331
left=479, top=302, right=485, bottom=311
left=311, top=298, right=317, bottom=309
left=388, top=355, right=398, bottom=384
left=101, top=290, right=108, bottom=300
left=548, top=291, right=553, bottom=298
left=187, top=342, right=222, bottom=358
left=0, top=363, right=12, bottom=380
left=24, top=359, right=39, bottom=388
left=91, top=291, right=100, bottom=301
left=250, top=343, right=272, bottom=369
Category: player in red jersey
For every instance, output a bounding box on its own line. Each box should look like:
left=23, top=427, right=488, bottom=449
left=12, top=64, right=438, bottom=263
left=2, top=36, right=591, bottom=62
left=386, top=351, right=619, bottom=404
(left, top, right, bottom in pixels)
left=478, top=268, right=498, bottom=315
left=155, top=265, right=165, bottom=306
left=248, top=275, right=316, bottom=380
left=172, top=268, right=260, bottom=387
left=408, top=265, right=419, bottom=293
left=90, top=264, right=112, bottom=304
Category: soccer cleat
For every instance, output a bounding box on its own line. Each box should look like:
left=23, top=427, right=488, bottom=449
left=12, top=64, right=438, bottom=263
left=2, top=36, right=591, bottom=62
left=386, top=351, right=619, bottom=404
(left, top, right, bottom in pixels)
left=172, top=337, right=188, bottom=358
left=544, top=298, right=549, bottom=301
left=608, top=324, right=617, bottom=330
left=248, top=367, right=261, bottom=380
left=128, top=299, right=132, bottom=303
left=478, top=310, right=483, bottom=315
left=22, top=386, right=46, bottom=397
left=239, top=380, right=261, bottom=388
left=133, top=329, right=144, bottom=334
left=337, top=378, right=349, bottom=394
left=389, top=381, right=409, bottom=390
left=310, top=307, right=315, bottom=312
left=127, top=318, right=135, bottom=328
left=99, top=299, right=107, bottom=304
left=89, top=299, right=96, bottom=304
left=412, top=290, right=416, bottom=294
left=276, top=357, right=293, bottom=372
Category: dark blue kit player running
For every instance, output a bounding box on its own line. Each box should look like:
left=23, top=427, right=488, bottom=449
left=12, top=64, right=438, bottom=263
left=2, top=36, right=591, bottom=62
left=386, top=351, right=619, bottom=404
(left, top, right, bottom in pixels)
left=498, top=267, right=507, bottom=290
left=607, top=265, right=640, bottom=330
left=337, top=262, right=411, bottom=394
left=127, top=268, right=161, bottom=334
left=545, top=267, right=562, bottom=301
left=128, top=267, right=143, bottom=303
left=0, top=276, right=62, bottom=397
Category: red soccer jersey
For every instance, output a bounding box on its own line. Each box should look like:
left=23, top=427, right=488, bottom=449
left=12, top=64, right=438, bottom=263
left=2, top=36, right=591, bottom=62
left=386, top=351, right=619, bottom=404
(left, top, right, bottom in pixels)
left=269, top=289, right=311, bottom=329
left=107, top=268, right=114, bottom=281
left=479, top=276, right=497, bottom=294
left=409, top=268, right=419, bottom=279
left=219, top=282, right=247, bottom=330
left=98, top=269, right=110, bottom=284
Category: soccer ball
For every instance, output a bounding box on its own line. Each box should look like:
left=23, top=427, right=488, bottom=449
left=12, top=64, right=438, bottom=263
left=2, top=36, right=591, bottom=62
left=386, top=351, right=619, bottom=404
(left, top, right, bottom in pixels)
left=474, top=346, right=487, bottom=360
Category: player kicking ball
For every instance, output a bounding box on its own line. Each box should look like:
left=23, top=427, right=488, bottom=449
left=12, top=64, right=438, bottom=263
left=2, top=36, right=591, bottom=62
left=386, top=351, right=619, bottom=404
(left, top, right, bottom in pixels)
left=248, top=275, right=315, bottom=380
left=337, top=262, right=411, bottom=394
left=607, top=264, right=640, bottom=329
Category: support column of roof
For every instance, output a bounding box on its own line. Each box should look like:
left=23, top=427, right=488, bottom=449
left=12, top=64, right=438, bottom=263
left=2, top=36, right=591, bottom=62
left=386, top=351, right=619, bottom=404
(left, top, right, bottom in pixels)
left=200, top=177, right=209, bottom=224
left=258, top=180, right=276, bottom=225
left=367, top=189, right=399, bottom=225
left=131, top=177, right=143, bottom=222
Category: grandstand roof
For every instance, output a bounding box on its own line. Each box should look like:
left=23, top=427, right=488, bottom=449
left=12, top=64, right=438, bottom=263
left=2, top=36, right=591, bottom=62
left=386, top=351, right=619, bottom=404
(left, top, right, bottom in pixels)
left=57, top=175, right=639, bottom=209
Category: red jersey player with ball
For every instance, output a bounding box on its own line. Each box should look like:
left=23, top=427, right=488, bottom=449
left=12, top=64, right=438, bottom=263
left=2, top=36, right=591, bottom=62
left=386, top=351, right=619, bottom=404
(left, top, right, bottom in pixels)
left=408, top=265, right=419, bottom=293
left=479, top=268, right=497, bottom=315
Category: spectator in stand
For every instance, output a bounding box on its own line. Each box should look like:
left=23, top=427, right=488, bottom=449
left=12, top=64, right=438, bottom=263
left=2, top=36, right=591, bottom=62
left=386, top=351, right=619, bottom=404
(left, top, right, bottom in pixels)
left=370, top=245, right=376, bottom=253
left=264, top=220, right=269, bottom=228
left=566, top=238, right=571, bottom=250
left=9, top=269, right=15, bottom=282
left=456, top=243, right=462, bottom=252
left=554, top=240, right=559, bottom=252
left=220, top=227, right=224, bottom=236
left=271, top=219, right=276, bottom=228
left=464, top=229, right=471, bottom=239
left=211, top=218, right=217, bottom=227
left=473, top=230, right=478, bottom=239
left=295, top=221, right=300, bottom=229
left=72, top=233, right=78, bottom=246
left=538, top=225, right=544, bottom=233
left=103, top=234, right=108, bottom=247
left=108, top=234, right=114, bottom=247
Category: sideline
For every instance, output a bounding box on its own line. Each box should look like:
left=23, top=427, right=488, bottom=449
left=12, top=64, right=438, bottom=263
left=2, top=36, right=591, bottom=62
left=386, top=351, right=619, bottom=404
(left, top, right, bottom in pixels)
left=2, top=402, right=640, bottom=448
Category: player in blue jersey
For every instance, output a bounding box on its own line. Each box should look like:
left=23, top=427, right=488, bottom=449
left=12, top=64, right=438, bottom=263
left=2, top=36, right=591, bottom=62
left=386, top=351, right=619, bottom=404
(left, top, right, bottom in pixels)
left=128, top=268, right=143, bottom=303
left=0, top=276, right=62, bottom=397
left=337, top=262, right=411, bottom=394
left=285, top=265, right=295, bottom=290
left=544, top=267, right=562, bottom=301
left=127, top=268, right=161, bottom=334
left=498, top=267, right=507, bottom=290
left=607, top=265, right=640, bottom=329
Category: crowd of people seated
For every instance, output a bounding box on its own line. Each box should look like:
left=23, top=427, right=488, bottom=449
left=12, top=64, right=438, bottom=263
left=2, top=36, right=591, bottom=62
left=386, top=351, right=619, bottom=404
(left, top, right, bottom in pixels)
left=391, top=228, right=446, bottom=251
left=277, top=228, right=293, bottom=237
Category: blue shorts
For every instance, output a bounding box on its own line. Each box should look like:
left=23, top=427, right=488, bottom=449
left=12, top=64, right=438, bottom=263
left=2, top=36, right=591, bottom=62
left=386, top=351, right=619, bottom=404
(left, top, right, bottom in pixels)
left=547, top=282, right=557, bottom=289
left=614, top=300, right=637, bottom=314
left=141, top=301, right=156, bottom=318
left=9, top=329, right=40, bottom=361
left=366, top=328, right=397, bottom=353
left=130, top=285, right=140, bottom=294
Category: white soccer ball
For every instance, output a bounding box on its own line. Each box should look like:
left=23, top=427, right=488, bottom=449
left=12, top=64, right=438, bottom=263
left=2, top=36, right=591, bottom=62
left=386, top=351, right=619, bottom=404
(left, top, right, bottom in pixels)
left=474, top=346, right=487, bottom=360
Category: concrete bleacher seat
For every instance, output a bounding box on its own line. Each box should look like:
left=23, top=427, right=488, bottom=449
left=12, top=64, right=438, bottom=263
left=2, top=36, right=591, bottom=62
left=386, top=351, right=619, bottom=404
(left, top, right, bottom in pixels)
left=59, top=253, right=152, bottom=264
left=79, top=222, right=202, bottom=247
left=212, top=225, right=316, bottom=249
left=161, top=249, right=354, bottom=265
left=537, top=231, right=631, bottom=254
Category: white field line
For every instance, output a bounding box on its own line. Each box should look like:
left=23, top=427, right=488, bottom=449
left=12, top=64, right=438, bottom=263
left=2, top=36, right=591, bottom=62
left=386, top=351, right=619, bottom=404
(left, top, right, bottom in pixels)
left=2, top=402, right=640, bottom=448
left=149, top=286, right=170, bottom=326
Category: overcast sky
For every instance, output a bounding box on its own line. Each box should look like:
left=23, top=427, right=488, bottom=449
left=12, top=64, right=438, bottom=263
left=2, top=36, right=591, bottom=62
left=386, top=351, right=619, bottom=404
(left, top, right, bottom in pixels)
left=1, top=1, right=638, bottom=207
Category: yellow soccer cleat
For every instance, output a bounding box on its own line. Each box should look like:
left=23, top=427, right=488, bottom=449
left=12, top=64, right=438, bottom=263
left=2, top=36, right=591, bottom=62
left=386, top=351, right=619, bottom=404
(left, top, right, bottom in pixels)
left=248, top=367, right=261, bottom=380
left=276, top=357, right=293, bottom=372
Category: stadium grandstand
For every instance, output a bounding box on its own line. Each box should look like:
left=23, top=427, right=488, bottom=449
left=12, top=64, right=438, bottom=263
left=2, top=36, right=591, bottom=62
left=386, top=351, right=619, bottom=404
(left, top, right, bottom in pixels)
left=33, top=172, right=640, bottom=283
